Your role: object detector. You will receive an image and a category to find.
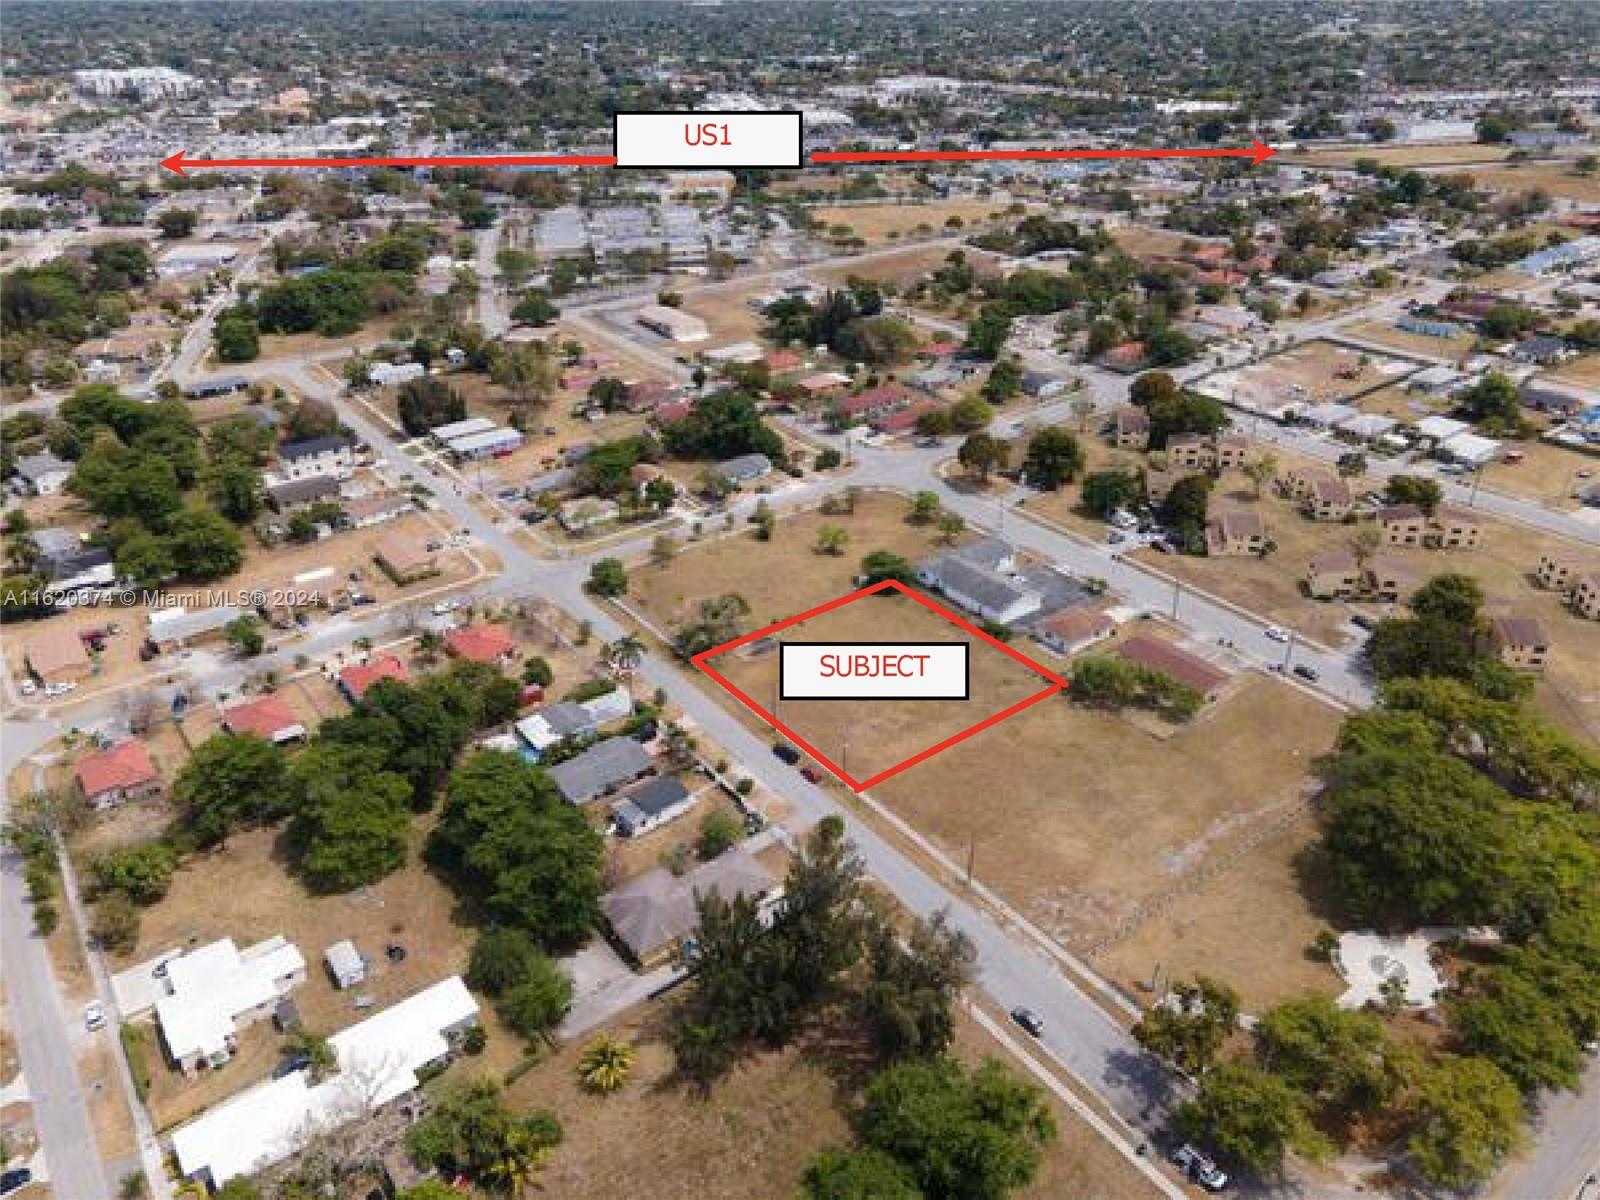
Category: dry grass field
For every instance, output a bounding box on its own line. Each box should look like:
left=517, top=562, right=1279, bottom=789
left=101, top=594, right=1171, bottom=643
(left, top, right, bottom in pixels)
left=1230, top=339, right=1419, bottom=409
left=479, top=1002, right=1160, bottom=1200
left=1338, top=319, right=1476, bottom=362
left=871, top=672, right=1344, bottom=999
left=813, top=244, right=966, bottom=291
left=1279, top=144, right=1521, bottom=169
left=1547, top=353, right=1600, bottom=390
left=1474, top=439, right=1593, bottom=510
left=1462, top=161, right=1600, bottom=204
left=710, top=591, right=1056, bottom=783
left=811, top=200, right=1016, bottom=245
left=631, top=490, right=962, bottom=634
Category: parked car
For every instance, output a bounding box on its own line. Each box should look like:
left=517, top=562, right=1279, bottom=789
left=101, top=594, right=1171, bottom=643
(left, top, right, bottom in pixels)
left=1172, top=1144, right=1229, bottom=1192
left=800, top=766, right=821, bottom=783
left=431, top=597, right=463, bottom=616
left=1350, top=613, right=1377, bottom=631
left=772, top=743, right=800, bottom=765
left=1293, top=664, right=1321, bottom=682
left=1010, top=1007, right=1045, bottom=1037
left=84, top=1001, right=107, bottom=1032
left=272, top=1054, right=310, bottom=1079
left=1263, top=625, right=1291, bottom=643
left=0, top=1168, right=34, bottom=1196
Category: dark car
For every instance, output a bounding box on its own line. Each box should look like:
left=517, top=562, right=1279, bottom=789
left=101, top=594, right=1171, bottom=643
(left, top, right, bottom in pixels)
left=773, top=743, right=800, bottom=765
left=1010, top=1007, right=1045, bottom=1037
left=1350, top=613, right=1377, bottom=631
left=271, top=1054, right=310, bottom=1080
left=1292, top=664, right=1320, bottom=682
left=0, top=1169, right=32, bottom=1196
left=800, top=766, right=821, bottom=783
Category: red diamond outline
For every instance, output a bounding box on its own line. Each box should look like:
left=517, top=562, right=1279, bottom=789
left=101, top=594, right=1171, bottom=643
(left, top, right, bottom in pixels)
left=691, top=578, right=1067, bottom=793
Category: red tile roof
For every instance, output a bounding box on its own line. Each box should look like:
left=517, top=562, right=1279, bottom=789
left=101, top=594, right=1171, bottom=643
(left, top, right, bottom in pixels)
left=222, top=695, right=303, bottom=740
left=873, top=399, right=942, bottom=433
left=655, top=399, right=692, bottom=424
left=445, top=623, right=516, bottom=664
left=1117, top=635, right=1229, bottom=697
left=836, top=383, right=915, bottom=418
left=920, top=340, right=960, bottom=358
left=764, top=349, right=803, bottom=371
left=76, top=740, right=159, bottom=798
left=339, top=654, right=410, bottom=700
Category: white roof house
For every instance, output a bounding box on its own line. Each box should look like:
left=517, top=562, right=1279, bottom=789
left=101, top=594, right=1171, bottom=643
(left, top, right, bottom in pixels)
left=172, top=977, right=480, bottom=1188
left=1415, top=415, right=1471, bottom=442
left=1300, top=402, right=1360, bottom=429
left=153, top=937, right=307, bottom=1069
left=427, top=416, right=496, bottom=443
left=580, top=686, right=633, bottom=726
left=1337, top=412, right=1399, bottom=441
left=1439, top=430, right=1501, bottom=467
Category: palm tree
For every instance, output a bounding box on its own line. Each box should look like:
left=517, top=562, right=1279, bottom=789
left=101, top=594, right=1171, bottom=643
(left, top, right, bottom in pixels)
left=607, top=634, right=644, bottom=676
left=577, top=1034, right=637, bottom=1094
left=484, top=1126, right=550, bottom=1197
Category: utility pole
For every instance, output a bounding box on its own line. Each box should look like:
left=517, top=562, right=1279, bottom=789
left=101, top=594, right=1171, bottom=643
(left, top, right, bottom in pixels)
left=1282, top=629, right=1297, bottom=672
left=1170, top=576, right=1181, bottom=619
left=965, top=837, right=976, bottom=887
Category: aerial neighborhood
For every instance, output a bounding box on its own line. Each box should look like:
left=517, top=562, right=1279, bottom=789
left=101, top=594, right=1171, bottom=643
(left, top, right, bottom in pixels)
left=1, top=4, right=1598, bottom=1200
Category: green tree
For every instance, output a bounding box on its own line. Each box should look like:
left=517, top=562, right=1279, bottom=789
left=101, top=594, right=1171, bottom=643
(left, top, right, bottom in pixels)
left=467, top=927, right=545, bottom=996
left=1384, top=474, right=1443, bottom=515
left=166, top=506, right=245, bottom=579
left=1254, top=994, right=1413, bottom=1116
left=498, top=954, right=573, bottom=1043
left=225, top=614, right=265, bottom=657
left=957, top=433, right=1007, bottom=483
left=861, top=550, right=917, bottom=587
left=1021, top=428, right=1084, bottom=490
left=908, top=490, right=942, bottom=525
left=1132, top=976, right=1240, bottom=1076
left=815, top=524, right=850, bottom=556
left=214, top=313, right=260, bottom=362
left=429, top=750, right=604, bottom=952
left=286, top=742, right=411, bottom=893
left=577, top=1034, right=636, bottom=1095
left=1161, top=474, right=1212, bottom=553
left=171, top=733, right=292, bottom=847
left=1176, top=1063, right=1332, bottom=1174
left=1408, top=1055, right=1525, bottom=1189
left=587, top=557, right=629, bottom=596
left=860, top=1056, right=1056, bottom=1200
left=802, top=1149, right=921, bottom=1200
left=981, top=358, right=1023, bottom=404
left=697, top=808, right=741, bottom=860
left=1449, top=968, right=1584, bottom=1094
left=91, top=841, right=178, bottom=905
left=1080, top=467, right=1141, bottom=518
left=861, top=910, right=975, bottom=1060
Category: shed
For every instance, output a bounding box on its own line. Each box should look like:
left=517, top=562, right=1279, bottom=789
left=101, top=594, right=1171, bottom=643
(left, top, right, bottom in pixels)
left=323, top=940, right=366, bottom=990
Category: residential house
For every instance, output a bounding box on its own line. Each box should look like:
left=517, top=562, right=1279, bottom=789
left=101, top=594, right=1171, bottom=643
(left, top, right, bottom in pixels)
left=558, top=498, right=621, bottom=533
left=446, top=427, right=523, bottom=462
left=338, top=655, right=410, bottom=703
left=1112, top=408, right=1150, bottom=450
left=170, top=977, right=478, bottom=1189
left=276, top=435, right=355, bottom=482
left=623, top=380, right=673, bottom=412
left=602, top=846, right=778, bottom=969
left=25, top=627, right=93, bottom=686
left=31, top=529, right=115, bottom=591
left=515, top=700, right=597, bottom=754
left=1144, top=466, right=1189, bottom=507
left=1489, top=616, right=1549, bottom=672
left=916, top=538, right=1039, bottom=626
left=611, top=776, right=696, bottom=838
left=147, top=604, right=250, bottom=651
left=547, top=736, right=654, bottom=806
left=14, top=452, right=73, bottom=496
left=834, top=383, right=916, bottom=425
left=444, top=624, right=517, bottom=666
left=1571, top=574, right=1600, bottom=620
left=714, top=454, right=772, bottom=485
left=635, top=304, right=709, bottom=343
left=1280, top=464, right=1335, bottom=502
left=1430, top=506, right=1481, bottom=550
left=76, top=739, right=162, bottom=809
left=1205, top=510, right=1267, bottom=557
left=1214, top=435, right=1250, bottom=471
left=1116, top=635, right=1229, bottom=702
left=1378, top=504, right=1427, bottom=547
left=368, top=361, right=426, bottom=387
left=1166, top=434, right=1216, bottom=471
left=1307, top=553, right=1362, bottom=600
left=342, top=493, right=413, bottom=529
left=1304, top=477, right=1354, bottom=522
left=221, top=695, right=306, bottom=744
left=373, top=529, right=438, bottom=584
left=152, top=936, right=308, bottom=1074
left=1535, top=551, right=1588, bottom=592
left=1034, top=608, right=1115, bottom=656
left=266, top=474, right=341, bottom=514
left=1367, top=556, right=1415, bottom=602
left=1507, top=335, right=1570, bottom=366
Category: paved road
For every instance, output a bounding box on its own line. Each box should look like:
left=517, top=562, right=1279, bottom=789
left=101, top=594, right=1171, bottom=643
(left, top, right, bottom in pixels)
left=0, top=723, right=112, bottom=1200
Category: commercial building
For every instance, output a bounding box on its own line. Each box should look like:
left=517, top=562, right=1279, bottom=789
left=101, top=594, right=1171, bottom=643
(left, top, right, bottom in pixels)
left=635, top=304, right=709, bottom=343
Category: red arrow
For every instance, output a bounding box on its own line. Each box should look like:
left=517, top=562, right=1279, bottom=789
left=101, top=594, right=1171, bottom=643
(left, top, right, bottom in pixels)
left=161, top=149, right=617, bottom=175
left=810, top=140, right=1277, bottom=166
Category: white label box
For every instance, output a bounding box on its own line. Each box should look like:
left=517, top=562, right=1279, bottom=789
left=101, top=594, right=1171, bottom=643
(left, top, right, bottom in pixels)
left=780, top=642, right=969, bottom=701
left=613, top=110, right=804, bottom=170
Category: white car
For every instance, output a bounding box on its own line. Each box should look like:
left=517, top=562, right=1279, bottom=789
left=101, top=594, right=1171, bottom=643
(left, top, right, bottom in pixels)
left=1263, top=626, right=1291, bottom=644
left=17, top=678, right=38, bottom=697
left=84, top=1001, right=107, bottom=1032
left=431, top=597, right=463, bottom=617
left=44, top=681, right=78, bottom=697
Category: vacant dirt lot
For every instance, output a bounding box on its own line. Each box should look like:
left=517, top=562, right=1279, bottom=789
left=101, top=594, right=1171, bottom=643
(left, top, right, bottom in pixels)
left=711, top=591, right=1056, bottom=783
left=872, top=672, right=1343, bottom=997
left=813, top=244, right=965, bottom=291
left=1229, top=339, right=1419, bottom=410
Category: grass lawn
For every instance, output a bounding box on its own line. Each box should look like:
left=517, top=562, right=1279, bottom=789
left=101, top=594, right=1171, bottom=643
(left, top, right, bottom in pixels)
left=1461, top=161, right=1600, bottom=204
left=811, top=200, right=1018, bottom=245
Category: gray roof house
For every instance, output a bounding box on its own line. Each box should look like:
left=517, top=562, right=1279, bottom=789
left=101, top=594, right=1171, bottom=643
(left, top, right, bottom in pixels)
left=611, top=776, right=694, bottom=838
left=714, top=453, right=772, bottom=484
left=602, top=846, right=777, bottom=967
left=14, top=452, right=74, bottom=495
left=547, top=737, right=653, bottom=806
left=915, top=538, right=1039, bottom=625
left=267, top=475, right=341, bottom=511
